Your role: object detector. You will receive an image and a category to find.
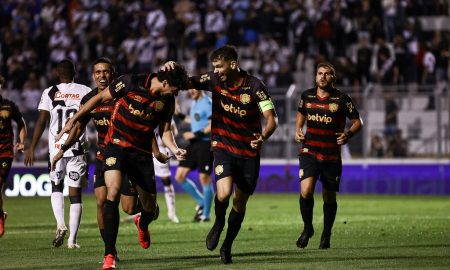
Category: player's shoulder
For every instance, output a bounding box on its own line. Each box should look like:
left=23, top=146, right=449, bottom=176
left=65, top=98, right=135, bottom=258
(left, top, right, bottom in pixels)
left=72, top=82, right=92, bottom=93
left=81, top=88, right=99, bottom=102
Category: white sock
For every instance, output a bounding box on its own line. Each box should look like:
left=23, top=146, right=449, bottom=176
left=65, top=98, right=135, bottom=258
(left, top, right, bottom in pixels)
left=164, top=185, right=176, bottom=217
left=51, top=192, right=65, bottom=228
left=68, top=203, right=82, bottom=244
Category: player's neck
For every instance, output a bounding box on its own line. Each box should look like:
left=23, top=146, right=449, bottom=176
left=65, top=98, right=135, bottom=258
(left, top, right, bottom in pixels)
left=316, top=87, right=330, bottom=98
left=226, top=69, right=243, bottom=88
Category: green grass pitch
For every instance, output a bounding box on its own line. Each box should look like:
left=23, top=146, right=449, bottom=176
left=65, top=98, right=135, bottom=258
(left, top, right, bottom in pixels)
left=0, top=194, right=449, bottom=269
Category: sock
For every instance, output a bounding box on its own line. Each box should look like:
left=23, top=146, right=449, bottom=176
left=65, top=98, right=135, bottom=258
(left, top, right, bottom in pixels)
left=323, top=202, right=337, bottom=237
left=68, top=203, right=82, bottom=244
left=300, top=196, right=314, bottom=231
left=139, top=210, right=156, bottom=230
left=0, top=210, right=4, bottom=218
left=180, top=178, right=204, bottom=206
left=222, top=208, right=245, bottom=250
left=164, top=184, right=176, bottom=217
left=103, top=200, right=120, bottom=256
left=51, top=192, right=65, bottom=228
left=99, top=228, right=106, bottom=242
left=201, top=183, right=214, bottom=218
left=214, top=196, right=229, bottom=227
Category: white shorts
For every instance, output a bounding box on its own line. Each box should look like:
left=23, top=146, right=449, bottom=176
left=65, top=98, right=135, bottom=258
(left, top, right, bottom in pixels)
left=50, top=155, right=88, bottom=188
left=153, top=157, right=171, bottom=178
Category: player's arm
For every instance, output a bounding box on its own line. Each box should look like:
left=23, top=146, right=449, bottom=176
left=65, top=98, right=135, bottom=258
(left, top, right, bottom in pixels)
left=295, top=112, right=306, bottom=143
left=160, top=120, right=186, bottom=161
left=15, top=116, right=27, bottom=152
left=51, top=120, right=87, bottom=171
left=56, top=88, right=112, bottom=141
left=251, top=108, right=278, bottom=150
left=24, top=110, right=49, bottom=166
left=152, top=135, right=170, bottom=164
left=337, top=117, right=363, bottom=145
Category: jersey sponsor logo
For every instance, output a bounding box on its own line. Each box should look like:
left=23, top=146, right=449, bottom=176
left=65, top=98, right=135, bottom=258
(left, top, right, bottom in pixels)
left=54, top=92, right=80, bottom=100
left=215, top=165, right=224, bottom=176
left=220, top=100, right=247, bottom=117
left=346, top=102, right=354, bottom=113
left=200, top=74, right=210, bottom=83
left=133, top=95, right=143, bottom=102
left=212, top=141, right=218, bottom=147
left=329, top=103, right=338, bottom=112
left=105, top=157, right=116, bottom=166
left=256, top=91, right=267, bottom=100
left=94, top=117, right=110, bottom=126
left=129, top=103, right=153, bottom=120
left=68, top=171, right=80, bottom=181
left=306, top=102, right=312, bottom=108
left=303, top=148, right=309, bottom=153
left=307, top=113, right=333, bottom=124
left=240, top=94, right=251, bottom=104
left=115, top=81, right=125, bottom=92
left=113, top=138, right=120, bottom=144
left=154, top=101, right=164, bottom=111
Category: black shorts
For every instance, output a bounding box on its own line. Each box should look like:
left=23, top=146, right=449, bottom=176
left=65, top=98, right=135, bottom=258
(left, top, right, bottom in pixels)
left=179, top=140, right=213, bottom=174
left=0, top=157, right=12, bottom=181
left=93, top=158, right=137, bottom=196
left=213, top=149, right=260, bottom=195
left=103, top=145, right=156, bottom=193
left=299, top=154, right=342, bottom=192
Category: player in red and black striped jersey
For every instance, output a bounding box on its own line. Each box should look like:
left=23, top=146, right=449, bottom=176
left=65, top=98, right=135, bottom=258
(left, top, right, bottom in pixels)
left=56, top=63, right=189, bottom=269
left=164, top=45, right=278, bottom=264
left=295, top=62, right=362, bottom=250
left=0, top=74, right=27, bottom=237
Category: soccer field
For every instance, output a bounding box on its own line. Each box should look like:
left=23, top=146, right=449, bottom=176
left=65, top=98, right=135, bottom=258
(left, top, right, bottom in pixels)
left=0, top=194, right=449, bottom=270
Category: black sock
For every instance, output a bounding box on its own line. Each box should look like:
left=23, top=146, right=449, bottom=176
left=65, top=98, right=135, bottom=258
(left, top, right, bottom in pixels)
left=300, top=196, right=314, bottom=231
left=103, top=200, right=120, bottom=256
left=0, top=210, right=4, bottom=218
left=214, top=196, right=229, bottom=227
left=222, top=208, right=245, bottom=250
left=139, top=210, right=155, bottom=230
left=323, top=202, right=337, bottom=237
left=99, top=228, right=106, bottom=242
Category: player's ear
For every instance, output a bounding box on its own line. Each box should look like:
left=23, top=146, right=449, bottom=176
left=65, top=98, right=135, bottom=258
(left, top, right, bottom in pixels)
left=230, top=61, right=237, bottom=70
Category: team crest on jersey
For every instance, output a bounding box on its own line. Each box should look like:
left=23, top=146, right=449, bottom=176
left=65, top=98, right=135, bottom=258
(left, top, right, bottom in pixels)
left=346, top=102, right=353, bottom=113
left=240, top=94, right=251, bottom=104
left=256, top=91, right=267, bottom=100
left=69, top=171, right=80, bottom=181
left=299, top=169, right=304, bottom=178
left=0, top=110, right=11, bottom=119
left=200, top=74, right=210, bottom=83
left=106, top=157, right=116, bottom=166
left=212, top=141, right=218, bottom=147
left=336, top=176, right=340, bottom=182
left=215, top=165, right=224, bottom=176
left=154, top=101, right=164, bottom=111
left=194, top=113, right=200, bottom=121
left=329, top=103, right=338, bottom=112
left=1, top=162, right=8, bottom=168
left=115, top=81, right=125, bottom=92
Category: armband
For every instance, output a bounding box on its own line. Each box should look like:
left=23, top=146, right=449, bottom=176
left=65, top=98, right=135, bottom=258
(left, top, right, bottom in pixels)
left=258, top=99, right=274, bottom=112
left=345, top=130, right=354, bottom=138
left=60, top=144, right=69, bottom=152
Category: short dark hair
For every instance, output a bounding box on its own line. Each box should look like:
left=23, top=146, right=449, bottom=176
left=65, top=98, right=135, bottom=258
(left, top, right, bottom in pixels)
left=210, top=45, right=238, bottom=62
left=157, top=63, right=189, bottom=90
left=56, top=59, right=76, bottom=80
left=316, top=62, right=336, bottom=77
left=92, top=57, right=116, bottom=74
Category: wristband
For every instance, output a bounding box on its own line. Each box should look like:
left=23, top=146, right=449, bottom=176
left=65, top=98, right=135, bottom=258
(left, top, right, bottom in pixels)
left=61, top=144, right=69, bottom=152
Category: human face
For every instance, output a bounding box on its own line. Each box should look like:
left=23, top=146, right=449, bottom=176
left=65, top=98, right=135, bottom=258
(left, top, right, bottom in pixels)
left=188, top=88, right=200, bottom=99
left=212, top=58, right=234, bottom=82
left=160, top=80, right=179, bottom=97
left=92, top=63, right=112, bottom=91
left=315, top=66, right=334, bottom=89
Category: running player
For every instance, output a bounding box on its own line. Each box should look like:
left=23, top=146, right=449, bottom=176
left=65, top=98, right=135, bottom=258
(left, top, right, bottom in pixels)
left=0, top=74, right=27, bottom=237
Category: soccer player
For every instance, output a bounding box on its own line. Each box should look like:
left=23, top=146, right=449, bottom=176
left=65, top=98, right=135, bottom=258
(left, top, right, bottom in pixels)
left=164, top=45, right=278, bottom=264
left=24, top=59, right=91, bottom=248
left=295, top=62, right=362, bottom=249
left=0, top=74, right=27, bottom=237
left=56, top=63, right=189, bottom=270
left=174, top=88, right=213, bottom=222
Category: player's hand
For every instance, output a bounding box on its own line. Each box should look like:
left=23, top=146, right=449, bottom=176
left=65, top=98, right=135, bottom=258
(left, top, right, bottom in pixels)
left=15, top=142, right=25, bottom=153
left=55, top=120, right=73, bottom=142
left=183, top=131, right=195, bottom=141
left=161, top=61, right=176, bottom=71
left=336, top=132, right=349, bottom=145
left=173, top=148, right=187, bottom=161
left=295, top=130, right=305, bottom=143
left=24, top=149, right=35, bottom=166
left=51, top=150, right=64, bottom=171
left=250, top=133, right=264, bottom=150
left=154, top=151, right=170, bottom=164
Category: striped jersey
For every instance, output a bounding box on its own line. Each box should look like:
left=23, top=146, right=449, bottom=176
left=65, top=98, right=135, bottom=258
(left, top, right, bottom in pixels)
left=105, top=74, right=174, bottom=155
left=38, top=83, right=91, bottom=158
left=190, top=70, right=273, bottom=157
left=297, top=88, right=360, bottom=161
left=0, top=97, right=23, bottom=158
left=80, top=88, right=115, bottom=161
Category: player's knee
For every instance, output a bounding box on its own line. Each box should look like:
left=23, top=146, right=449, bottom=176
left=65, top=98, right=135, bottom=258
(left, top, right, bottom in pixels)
left=52, top=182, right=64, bottom=193
left=69, top=195, right=82, bottom=204
left=121, top=204, right=135, bottom=215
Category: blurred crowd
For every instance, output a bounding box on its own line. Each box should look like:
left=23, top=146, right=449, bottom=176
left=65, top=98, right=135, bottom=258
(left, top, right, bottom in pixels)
left=0, top=0, right=449, bottom=160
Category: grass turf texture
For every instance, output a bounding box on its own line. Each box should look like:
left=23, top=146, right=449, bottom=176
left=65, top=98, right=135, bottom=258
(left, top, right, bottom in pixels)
left=0, top=194, right=449, bottom=269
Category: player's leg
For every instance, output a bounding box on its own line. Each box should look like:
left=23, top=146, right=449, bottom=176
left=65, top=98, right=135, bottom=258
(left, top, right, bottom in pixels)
left=0, top=158, right=12, bottom=237
left=49, top=158, right=67, bottom=247
left=175, top=166, right=204, bottom=217
left=154, top=157, right=178, bottom=223
left=120, top=177, right=141, bottom=215
left=296, top=155, right=318, bottom=249
left=197, top=142, right=214, bottom=222
left=134, top=186, right=157, bottom=249
left=94, top=164, right=107, bottom=242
